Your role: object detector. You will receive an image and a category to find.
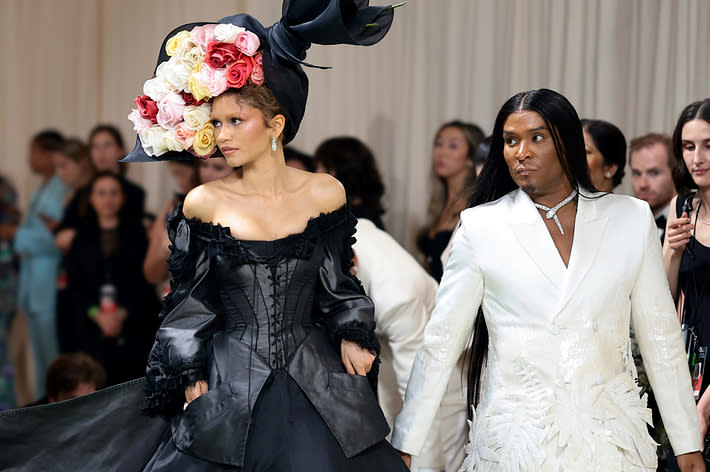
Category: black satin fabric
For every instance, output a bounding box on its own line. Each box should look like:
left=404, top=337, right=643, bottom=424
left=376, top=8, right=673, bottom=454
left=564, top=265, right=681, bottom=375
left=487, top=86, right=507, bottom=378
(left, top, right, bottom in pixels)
left=144, top=204, right=396, bottom=468
left=0, top=379, right=169, bottom=472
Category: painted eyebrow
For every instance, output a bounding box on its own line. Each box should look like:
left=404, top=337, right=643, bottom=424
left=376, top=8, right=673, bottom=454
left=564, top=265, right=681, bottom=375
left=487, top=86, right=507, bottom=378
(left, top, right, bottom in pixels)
left=503, top=126, right=547, bottom=134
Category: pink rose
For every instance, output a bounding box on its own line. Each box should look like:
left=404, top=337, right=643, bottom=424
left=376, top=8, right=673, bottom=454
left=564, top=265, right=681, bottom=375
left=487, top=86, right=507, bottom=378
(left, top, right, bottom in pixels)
left=180, top=91, right=206, bottom=107
left=226, top=55, right=254, bottom=89
left=250, top=63, right=264, bottom=86
left=196, top=66, right=228, bottom=97
left=156, top=93, right=187, bottom=129
left=206, top=42, right=239, bottom=69
left=235, top=30, right=260, bottom=56
left=128, top=109, right=153, bottom=133
left=135, top=95, right=158, bottom=123
left=176, top=123, right=196, bottom=149
left=190, top=24, right=217, bottom=53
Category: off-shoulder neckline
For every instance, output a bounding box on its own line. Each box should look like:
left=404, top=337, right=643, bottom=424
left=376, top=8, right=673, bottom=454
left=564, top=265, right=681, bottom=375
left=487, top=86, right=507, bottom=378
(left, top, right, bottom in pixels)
left=177, top=203, right=351, bottom=244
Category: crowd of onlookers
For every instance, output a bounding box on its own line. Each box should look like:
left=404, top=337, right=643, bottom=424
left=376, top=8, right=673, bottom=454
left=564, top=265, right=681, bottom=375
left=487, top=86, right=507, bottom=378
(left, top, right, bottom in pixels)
left=0, top=98, right=708, bottom=472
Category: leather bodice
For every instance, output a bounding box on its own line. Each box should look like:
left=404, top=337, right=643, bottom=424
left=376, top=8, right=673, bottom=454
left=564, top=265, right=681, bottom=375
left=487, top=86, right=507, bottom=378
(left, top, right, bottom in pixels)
left=143, top=205, right=389, bottom=466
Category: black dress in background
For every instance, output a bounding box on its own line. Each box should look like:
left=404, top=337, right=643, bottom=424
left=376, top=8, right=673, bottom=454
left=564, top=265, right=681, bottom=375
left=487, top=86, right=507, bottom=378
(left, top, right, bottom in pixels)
left=64, top=221, right=160, bottom=386
left=418, top=229, right=453, bottom=283
left=677, top=196, right=710, bottom=396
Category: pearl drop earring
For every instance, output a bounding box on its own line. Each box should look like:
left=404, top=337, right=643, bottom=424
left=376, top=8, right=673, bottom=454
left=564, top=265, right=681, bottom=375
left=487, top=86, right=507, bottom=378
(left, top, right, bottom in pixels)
left=272, top=136, right=277, bottom=152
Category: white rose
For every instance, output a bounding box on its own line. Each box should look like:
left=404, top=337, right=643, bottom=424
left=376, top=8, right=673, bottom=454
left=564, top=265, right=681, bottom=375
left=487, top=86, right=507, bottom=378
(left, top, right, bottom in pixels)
left=183, top=104, right=212, bottom=131
left=140, top=125, right=169, bottom=157
left=214, top=24, right=245, bottom=43
left=159, top=58, right=191, bottom=92
left=176, top=39, right=204, bottom=69
left=161, top=127, right=185, bottom=152
left=143, top=76, right=173, bottom=102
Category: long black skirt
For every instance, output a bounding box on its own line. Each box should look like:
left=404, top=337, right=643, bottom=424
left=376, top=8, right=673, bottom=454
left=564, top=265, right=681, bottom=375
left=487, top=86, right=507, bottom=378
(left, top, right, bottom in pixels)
left=0, top=372, right=408, bottom=471
left=145, top=370, right=408, bottom=471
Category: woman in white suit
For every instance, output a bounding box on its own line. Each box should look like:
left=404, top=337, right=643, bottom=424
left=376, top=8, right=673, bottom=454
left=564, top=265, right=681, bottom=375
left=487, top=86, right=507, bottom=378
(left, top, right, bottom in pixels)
left=392, top=89, right=704, bottom=471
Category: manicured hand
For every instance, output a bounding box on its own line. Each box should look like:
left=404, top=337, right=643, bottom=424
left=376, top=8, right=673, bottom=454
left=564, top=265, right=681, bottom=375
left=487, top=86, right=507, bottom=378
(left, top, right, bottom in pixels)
left=185, top=380, right=208, bottom=404
left=340, top=339, right=375, bottom=376
left=666, top=212, right=693, bottom=252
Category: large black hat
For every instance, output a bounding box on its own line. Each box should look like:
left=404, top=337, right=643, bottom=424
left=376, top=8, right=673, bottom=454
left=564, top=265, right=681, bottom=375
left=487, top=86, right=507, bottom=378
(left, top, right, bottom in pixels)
left=123, top=0, right=400, bottom=162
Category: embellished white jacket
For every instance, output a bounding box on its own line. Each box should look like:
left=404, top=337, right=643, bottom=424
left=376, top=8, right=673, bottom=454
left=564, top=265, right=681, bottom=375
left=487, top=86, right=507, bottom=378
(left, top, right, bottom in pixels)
left=391, top=189, right=701, bottom=471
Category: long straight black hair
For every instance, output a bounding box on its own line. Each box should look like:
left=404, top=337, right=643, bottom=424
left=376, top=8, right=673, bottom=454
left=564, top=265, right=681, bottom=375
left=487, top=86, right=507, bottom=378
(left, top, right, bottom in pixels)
left=465, top=89, right=597, bottom=415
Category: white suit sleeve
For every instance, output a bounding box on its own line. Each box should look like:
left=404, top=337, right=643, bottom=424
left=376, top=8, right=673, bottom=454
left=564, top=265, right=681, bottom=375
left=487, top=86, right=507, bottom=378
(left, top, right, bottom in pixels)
left=631, top=206, right=702, bottom=455
left=391, top=216, right=483, bottom=455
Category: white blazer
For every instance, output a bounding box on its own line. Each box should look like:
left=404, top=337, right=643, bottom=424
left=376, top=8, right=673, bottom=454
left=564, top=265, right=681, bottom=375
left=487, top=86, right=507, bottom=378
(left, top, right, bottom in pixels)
left=391, top=188, right=701, bottom=471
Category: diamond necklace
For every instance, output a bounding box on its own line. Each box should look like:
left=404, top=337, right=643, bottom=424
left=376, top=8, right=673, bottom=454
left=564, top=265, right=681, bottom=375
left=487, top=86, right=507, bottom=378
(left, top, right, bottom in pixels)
left=533, top=189, right=578, bottom=235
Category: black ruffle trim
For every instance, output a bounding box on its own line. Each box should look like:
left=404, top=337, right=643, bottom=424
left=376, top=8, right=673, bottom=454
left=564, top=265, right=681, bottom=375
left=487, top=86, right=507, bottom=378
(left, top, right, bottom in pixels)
left=330, top=320, right=381, bottom=394
left=143, top=367, right=207, bottom=417
left=168, top=203, right=356, bottom=265
left=329, top=319, right=380, bottom=355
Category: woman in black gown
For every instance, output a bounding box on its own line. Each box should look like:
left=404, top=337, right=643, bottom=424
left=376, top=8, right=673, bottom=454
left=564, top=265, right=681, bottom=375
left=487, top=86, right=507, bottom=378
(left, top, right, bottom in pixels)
left=132, top=0, right=408, bottom=469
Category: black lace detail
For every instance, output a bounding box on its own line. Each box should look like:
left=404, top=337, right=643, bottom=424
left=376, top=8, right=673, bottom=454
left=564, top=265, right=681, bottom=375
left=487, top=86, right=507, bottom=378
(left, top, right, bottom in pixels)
left=143, top=365, right=207, bottom=417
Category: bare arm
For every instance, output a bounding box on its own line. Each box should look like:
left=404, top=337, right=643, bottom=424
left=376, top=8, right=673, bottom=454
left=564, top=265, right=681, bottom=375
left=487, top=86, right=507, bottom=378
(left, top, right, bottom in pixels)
left=143, top=202, right=173, bottom=284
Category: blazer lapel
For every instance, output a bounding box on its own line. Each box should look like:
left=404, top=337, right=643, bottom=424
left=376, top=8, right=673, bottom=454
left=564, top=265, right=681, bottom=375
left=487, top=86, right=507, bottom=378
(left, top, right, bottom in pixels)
left=508, top=189, right=567, bottom=291
left=552, top=193, right=609, bottom=319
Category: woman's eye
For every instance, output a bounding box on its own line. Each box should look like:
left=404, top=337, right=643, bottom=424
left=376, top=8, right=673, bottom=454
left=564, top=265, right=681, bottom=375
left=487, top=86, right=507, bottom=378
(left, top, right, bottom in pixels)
left=532, top=134, right=543, bottom=142
left=212, top=120, right=221, bottom=128
left=504, top=137, right=517, bottom=146
left=231, top=118, right=242, bottom=125
left=683, top=143, right=695, bottom=151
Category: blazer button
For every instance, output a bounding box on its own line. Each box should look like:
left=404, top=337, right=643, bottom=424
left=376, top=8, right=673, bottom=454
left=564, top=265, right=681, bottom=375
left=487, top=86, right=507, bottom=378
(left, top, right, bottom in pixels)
left=593, top=320, right=599, bottom=332
left=549, top=324, right=561, bottom=335
left=554, top=378, right=565, bottom=388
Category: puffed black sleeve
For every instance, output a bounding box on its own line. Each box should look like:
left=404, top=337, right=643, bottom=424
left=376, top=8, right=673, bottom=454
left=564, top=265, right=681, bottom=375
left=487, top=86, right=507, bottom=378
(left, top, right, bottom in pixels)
left=143, top=211, right=218, bottom=416
left=316, top=208, right=379, bottom=355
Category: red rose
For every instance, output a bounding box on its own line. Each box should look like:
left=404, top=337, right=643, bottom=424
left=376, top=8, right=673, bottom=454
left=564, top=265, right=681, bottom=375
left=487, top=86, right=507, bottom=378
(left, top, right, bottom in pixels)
left=226, top=55, right=254, bottom=89
left=180, top=91, right=206, bottom=107
left=206, top=42, right=239, bottom=69
left=134, top=95, right=158, bottom=123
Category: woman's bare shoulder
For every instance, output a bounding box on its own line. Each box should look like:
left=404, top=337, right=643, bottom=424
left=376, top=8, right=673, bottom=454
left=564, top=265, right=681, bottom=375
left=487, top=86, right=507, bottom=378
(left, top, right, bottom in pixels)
left=303, top=172, right=346, bottom=214
left=183, top=184, right=218, bottom=222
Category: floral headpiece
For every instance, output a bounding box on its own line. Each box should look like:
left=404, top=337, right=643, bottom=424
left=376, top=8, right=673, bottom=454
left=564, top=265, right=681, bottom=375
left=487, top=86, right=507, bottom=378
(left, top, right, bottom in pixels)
left=123, top=0, right=402, bottom=163
left=128, top=24, right=264, bottom=158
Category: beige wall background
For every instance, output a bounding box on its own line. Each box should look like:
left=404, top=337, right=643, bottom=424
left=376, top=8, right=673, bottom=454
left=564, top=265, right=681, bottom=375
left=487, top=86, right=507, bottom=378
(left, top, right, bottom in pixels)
left=1, top=0, right=708, bottom=251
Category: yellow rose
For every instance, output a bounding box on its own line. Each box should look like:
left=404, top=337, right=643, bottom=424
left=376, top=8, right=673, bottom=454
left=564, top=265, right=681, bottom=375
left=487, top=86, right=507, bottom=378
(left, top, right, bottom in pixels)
left=193, top=123, right=215, bottom=156
left=188, top=71, right=211, bottom=102
left=165, top=31, right=191, bottom=57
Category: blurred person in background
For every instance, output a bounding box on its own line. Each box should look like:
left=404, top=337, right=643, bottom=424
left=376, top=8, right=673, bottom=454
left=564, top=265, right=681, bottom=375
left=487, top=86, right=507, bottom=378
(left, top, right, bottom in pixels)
left=314, top=137, right=386, bottom=230
left=285, top=146, right=315, bottom=172
left=64, top=171, right=159, bottom=386
left=664, top=99, right=710, bottom=471
left=142, top=161, right=200, bottom=294
left=581, top=118, right=627, bottom=193
left=55, top=125, right=145, bottom=253
left=631, top=133, right=677, bottom=243
left=51, top=138, right=95, bottom=354
left=315, top=135, right=469, bottom=471
left=198, top=156, right=234, bottom=184
left=418, top=121, right=484, bottom=282
left=0, top=175, right=20, bottom=410
left=10, top=130, right=69, bottom=402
